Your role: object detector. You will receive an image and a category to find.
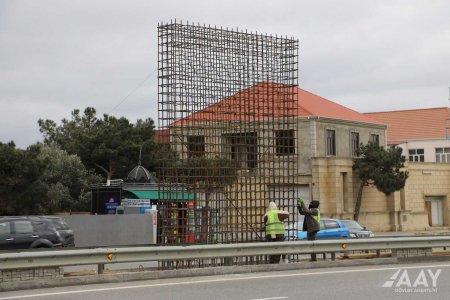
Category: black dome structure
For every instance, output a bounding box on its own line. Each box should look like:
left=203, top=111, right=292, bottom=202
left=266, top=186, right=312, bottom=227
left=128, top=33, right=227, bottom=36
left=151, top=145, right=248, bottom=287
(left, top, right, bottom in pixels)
left=125, top=147, right=157, bottom=183
left=126, top=164, right=157, bottom=183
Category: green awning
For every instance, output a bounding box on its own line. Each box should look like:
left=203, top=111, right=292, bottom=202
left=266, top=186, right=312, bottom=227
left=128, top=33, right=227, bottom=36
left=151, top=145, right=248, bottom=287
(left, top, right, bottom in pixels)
left=126, top=190, right=158, bottom=199
left=126, top=190, right=194, bottom=200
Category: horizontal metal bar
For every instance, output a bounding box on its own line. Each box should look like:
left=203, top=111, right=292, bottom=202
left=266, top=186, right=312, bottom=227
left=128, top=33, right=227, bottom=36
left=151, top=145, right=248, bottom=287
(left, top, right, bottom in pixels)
left=1, top=236, right=449, bottom=270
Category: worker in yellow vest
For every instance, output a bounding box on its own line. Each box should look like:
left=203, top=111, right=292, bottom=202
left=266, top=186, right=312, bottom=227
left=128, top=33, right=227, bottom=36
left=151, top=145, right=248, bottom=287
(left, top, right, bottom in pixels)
left=264, top=201, right=290, bottom=263
left=297, top=197, right=320, bottom=261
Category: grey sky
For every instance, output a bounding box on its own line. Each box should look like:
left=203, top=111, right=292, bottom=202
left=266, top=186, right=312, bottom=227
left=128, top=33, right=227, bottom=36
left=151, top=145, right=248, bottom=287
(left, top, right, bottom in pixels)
left=1, top=0, right=449, bottom=149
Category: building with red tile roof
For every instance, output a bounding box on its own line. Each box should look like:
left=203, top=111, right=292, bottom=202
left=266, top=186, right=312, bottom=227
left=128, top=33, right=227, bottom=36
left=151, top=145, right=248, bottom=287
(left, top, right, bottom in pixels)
left=175, top=82, right=383, bottom=126
left=365, top=107, right=450, bottom=145
left=365, top=107, right=450, bottom=164
left=155, top=83, right=450, bottom=232
left=158, top=82, right=391, bottom=228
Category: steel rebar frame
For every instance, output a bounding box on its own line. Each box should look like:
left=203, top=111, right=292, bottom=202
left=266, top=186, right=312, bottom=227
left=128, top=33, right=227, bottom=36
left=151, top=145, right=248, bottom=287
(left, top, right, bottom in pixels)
left=157, top=20, right=299, bottom=247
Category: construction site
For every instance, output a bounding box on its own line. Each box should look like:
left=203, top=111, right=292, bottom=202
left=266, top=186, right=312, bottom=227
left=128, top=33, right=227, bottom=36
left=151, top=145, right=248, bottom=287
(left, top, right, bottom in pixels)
left=156, top=21, right=300, bottom=246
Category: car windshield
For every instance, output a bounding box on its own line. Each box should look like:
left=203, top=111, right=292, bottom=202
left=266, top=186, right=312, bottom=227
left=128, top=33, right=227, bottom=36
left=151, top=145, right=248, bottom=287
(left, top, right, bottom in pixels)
left=341, top=220, right=364, bottom=230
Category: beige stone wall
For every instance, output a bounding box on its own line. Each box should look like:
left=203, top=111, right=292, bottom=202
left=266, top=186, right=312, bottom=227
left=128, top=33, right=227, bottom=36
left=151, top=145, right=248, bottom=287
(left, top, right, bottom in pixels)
left=312, top=118, right=386, bottom=159
left=311, top=158, right=353, bottom=214
left=296, top=119, right=313, bottom=174
left=171, top=117, right=450, bottom=233
left=311, top=156, right=396, bottom=232
left=311, top=157, right=450, bottom=232
left=207, top=149, right=449, bottom=234
left=401, top=162, right=450, bottom=230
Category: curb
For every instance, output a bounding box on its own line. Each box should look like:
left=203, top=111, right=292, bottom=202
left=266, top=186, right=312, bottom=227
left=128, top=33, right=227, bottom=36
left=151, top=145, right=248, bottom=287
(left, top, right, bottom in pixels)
left=1, top=257, right=395, bottom=292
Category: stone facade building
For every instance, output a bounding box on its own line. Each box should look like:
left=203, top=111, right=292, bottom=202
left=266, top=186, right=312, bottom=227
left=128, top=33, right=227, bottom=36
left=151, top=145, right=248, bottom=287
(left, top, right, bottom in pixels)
left=366, top=107, right=450, bottom=231
left=163, top=84, right=450, bottom=233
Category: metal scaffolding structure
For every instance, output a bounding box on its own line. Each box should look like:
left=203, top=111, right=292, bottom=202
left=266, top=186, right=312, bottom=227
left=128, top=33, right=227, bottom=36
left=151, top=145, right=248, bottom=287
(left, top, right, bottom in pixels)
left=157, top=20, right=299, bottom=246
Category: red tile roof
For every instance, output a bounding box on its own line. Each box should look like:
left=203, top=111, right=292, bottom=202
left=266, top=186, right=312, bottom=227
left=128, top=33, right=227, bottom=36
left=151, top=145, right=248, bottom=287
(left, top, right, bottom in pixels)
left=154, top=129, right=169, bottom=143
left=298, top=88, right=384, bottom=124
left=365, top=107, right=450, bottom=144
left=174, top=82, right=383, bottom=125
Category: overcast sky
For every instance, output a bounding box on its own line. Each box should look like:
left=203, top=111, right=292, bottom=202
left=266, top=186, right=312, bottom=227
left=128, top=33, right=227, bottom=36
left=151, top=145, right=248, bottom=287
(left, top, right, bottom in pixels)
left=1, top=0, right=450, bottom=149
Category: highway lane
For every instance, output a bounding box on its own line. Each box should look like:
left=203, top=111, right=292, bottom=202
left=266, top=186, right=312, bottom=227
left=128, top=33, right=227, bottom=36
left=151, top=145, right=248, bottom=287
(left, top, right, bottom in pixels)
left=1, top=261, right=449, bottom=300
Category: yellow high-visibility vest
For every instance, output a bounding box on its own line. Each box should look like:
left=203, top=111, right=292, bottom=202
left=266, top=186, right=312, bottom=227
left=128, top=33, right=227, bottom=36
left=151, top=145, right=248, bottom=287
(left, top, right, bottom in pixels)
left=312, top=209, right=321, bottom=224
left=265, top=210, right=285, bottom=235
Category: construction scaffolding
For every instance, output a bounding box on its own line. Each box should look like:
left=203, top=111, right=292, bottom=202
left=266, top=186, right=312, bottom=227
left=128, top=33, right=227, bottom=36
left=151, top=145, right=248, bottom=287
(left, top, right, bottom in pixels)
left=157, top=20, right=299, bottom=246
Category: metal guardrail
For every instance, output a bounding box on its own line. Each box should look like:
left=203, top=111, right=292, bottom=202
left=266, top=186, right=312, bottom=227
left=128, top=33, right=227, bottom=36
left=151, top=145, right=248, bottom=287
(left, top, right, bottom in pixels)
left=1, top=236, right=450, bottom=271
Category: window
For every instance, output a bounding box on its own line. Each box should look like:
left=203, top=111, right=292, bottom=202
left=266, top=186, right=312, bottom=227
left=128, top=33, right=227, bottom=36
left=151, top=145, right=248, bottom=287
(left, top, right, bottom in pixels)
left=408, top=149, right=424, bottom=162
left=370, top=134, right=379, bottom=146
left=435, top=147, right=450, bottom=163
left=323, top=220, right=340, bottom=229
left=187, top=135, right=205, bottom=157
left=225, top=132, right=258, bottom=169
left=275, top=130, right=295, bottom=156
left=0, top=222, right=11, bottom=235
left=32, top=220, right=52, bottom=232
left=14, top=221, right=34, bottom=234
left=350, top=132, right=359, bottom=157
left=326, top=129, right=336, bottom=156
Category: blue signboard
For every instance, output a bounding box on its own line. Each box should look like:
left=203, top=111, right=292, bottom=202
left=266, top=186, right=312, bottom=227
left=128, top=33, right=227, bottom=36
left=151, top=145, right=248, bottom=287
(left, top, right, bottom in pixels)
left=104, top=196, right=120, bottom=214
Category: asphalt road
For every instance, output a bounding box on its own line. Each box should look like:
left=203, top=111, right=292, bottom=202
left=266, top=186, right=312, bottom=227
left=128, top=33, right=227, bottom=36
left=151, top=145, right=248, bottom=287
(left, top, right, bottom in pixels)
left=1, top=261, right=449, bottom=300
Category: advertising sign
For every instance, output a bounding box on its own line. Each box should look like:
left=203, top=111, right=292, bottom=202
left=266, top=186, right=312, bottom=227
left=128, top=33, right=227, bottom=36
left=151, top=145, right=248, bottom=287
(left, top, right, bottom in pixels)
left=122, top=198, right=152, bottom=207
left=104, top=196, right=120, bottom=214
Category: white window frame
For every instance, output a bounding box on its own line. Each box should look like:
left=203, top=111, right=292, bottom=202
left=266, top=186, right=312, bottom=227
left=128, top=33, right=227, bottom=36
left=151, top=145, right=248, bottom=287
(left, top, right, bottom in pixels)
left=435, top=147, right=450, bottom=163
left=408, top=148, right=424, bottom=162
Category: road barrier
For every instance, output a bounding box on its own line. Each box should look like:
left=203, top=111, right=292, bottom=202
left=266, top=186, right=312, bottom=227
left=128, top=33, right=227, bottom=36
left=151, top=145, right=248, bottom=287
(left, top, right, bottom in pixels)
left=1, top=236, right=449, bottom=273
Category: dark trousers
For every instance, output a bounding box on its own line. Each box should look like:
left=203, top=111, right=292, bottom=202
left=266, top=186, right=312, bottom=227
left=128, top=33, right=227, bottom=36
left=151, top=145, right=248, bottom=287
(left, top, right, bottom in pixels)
left=307, top=231, right=318, bottom=261
left=266, top=234, right=285, bottom=263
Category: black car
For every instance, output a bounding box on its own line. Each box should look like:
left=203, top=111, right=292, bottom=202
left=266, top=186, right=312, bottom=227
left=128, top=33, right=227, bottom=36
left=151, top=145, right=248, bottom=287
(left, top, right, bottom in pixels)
left=37, top=216, right=75, bottom=247
left=0, top=216, right=63, bottom=250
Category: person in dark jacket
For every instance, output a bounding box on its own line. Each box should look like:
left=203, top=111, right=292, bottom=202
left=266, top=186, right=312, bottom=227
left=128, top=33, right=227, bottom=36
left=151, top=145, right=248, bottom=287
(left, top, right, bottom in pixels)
left=297, top=198, right=320, bottom=261
left=264, top=201, right=289, bottom=263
